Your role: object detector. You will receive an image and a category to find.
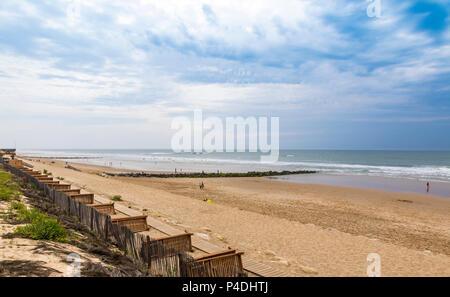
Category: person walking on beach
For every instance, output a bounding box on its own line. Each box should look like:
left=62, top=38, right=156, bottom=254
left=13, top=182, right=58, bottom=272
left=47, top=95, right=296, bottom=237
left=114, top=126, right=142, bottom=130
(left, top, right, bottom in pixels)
left=200, top=181, right=204, bottom=190
left=427, top=182, right=430, bottom=193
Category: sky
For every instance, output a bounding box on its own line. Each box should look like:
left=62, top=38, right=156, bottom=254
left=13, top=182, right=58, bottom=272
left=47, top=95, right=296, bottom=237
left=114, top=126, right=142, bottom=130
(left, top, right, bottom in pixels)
left=0, top=0, right=449, bottom=150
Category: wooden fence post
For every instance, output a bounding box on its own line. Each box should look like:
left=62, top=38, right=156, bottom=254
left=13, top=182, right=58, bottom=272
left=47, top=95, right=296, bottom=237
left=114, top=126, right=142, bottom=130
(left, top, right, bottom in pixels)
left=90, top=207, right=94, bottom=230
left=105, top=216, right=110, bottom=242
left=146, top=236, right=151, bottom=269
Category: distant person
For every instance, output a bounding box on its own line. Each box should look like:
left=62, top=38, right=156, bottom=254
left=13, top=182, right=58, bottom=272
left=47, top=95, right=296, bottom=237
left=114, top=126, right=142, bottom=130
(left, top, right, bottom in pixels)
left=200, top=181, right=204, bottom=190
left=427, top=182, right=430, bottom=193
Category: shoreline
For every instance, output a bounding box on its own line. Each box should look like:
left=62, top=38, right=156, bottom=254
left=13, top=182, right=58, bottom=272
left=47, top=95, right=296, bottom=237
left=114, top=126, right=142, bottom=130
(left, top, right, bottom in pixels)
left=270, top=173, right=450, bottom=199
left=21, top=155, right=449, bottom=198
left=17, top=150, right=450, bottom=184
left=17, top=157, right=450, bottom=276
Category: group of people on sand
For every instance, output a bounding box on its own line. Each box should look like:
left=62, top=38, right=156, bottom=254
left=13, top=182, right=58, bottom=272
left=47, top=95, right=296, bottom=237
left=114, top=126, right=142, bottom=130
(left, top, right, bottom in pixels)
left=184, top=167, right=433, bottom=197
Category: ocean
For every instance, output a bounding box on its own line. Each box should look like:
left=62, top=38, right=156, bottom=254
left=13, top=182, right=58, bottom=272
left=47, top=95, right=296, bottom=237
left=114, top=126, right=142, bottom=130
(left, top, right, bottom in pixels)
left=18, top=149, right=450, bottom=183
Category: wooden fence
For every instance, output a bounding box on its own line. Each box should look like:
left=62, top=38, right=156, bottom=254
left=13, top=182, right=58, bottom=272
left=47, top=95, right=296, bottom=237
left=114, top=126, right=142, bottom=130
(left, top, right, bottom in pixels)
left=2, top=161, right=246, bottom=277
left=88, top=203, right=116, bottom=215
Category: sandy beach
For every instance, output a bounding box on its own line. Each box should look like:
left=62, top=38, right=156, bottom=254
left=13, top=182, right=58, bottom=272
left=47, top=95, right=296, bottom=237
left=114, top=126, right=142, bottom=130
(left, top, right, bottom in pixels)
left=21, top=157, right=450, bottom=276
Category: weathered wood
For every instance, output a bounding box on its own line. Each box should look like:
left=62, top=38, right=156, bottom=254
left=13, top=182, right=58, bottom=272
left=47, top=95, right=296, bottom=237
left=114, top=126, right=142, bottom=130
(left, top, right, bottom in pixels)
left=26, top=171, right=42, bottom=175
left=194, top=249, right=237, bottom=261
left=42, top=181, right=60, bottom=185
left=50, top=184, right=71, bottom=190
left=21, top=161, right=34, bottom=168
left=61, top=189, right=81, bottom=195
left=90, top=207, right=94, bottom=230
left=194, top=252, right=245, bottom=277
left=155, top=232, right=193, bottom=252
left=111, top=215, right=149, bottom=233
left=87, top=202, right=116, bottom=215
left=19, top=166, right=33, bottom=170
left=7, top=160, right=22, bottom=167
left=69, top=193, right=94, bottom=204
left=104, top=215, right=110, bottom=241
left=31, top=174, right=47, bottom=178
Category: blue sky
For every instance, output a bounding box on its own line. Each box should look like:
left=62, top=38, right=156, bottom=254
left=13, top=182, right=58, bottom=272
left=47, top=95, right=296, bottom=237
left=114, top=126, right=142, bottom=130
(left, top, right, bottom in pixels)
left=0, top=0, right=449, bottom=150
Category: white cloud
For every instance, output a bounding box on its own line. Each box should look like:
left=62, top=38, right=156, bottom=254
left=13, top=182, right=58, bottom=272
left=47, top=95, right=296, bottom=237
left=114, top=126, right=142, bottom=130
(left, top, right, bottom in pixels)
left=0, top=0, right=449, bottom=149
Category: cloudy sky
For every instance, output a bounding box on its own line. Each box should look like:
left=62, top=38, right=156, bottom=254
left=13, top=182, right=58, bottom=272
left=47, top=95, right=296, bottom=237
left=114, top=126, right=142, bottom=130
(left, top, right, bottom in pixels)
left=0, top=0, right=449, bottom=150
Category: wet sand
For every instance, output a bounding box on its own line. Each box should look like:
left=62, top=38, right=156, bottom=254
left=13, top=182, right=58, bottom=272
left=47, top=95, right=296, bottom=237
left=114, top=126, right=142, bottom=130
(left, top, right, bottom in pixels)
left=271, top=174, right=450, bottom=198
left=21, top=158, right=450, bottom=276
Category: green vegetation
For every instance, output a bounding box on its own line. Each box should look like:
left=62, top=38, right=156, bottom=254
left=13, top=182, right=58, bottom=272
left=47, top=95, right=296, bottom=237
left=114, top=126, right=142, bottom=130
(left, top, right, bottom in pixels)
left=15, top=217, right=68, bottom=243
left=9, top=201, right=27, bottom=212
left=7, top=200, right=68, bottom=243
left=56, top=176, right=64, bottom=181
left=0, top=167, right=68, bottom=243
left=18, top=207, right=48, bottom=223
left=0, top=170, right=21, bottom=201
left=6, top=201, right=27, bottom=220
left=111, top=195, right=122, bottom=201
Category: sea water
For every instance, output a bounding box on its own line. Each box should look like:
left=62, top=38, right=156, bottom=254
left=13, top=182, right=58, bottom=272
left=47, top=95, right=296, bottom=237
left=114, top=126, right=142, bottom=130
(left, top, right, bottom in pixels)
left=18, top=149, right=450, bottom=197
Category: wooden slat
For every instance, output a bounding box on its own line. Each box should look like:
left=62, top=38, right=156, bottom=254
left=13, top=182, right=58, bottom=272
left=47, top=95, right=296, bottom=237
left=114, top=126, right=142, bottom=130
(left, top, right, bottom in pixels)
left=94, top=195, right=288, bottom=277
left=111, top=215, right=148, bottom=233
left=242, top=257, right=289, bottom=277
left=194, top=249, right=237, bottom=261
left=111, top=215, right=148, bottom=223
left=154, top=232, right=193, bottom=242
left=69, top=193, right=94, bottom=204
left=191, top=238, right=223, bottom=254
left=61, top=189, right=81, bottom=194
left=50, top=184, right=71, bottom=190
left=146, top=216, right=181, bottom=235
left=154, top=232, right=193, bottom=252
left=42, top=181, right=60, bottom=185
left=87, top=202, right=116, bottom=215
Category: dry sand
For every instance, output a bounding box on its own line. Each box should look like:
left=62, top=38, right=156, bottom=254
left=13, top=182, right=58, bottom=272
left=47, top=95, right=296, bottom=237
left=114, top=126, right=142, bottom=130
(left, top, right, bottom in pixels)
left=1, top=197, right=106, bottom=277
left=22, top=158, right=450, bottom=276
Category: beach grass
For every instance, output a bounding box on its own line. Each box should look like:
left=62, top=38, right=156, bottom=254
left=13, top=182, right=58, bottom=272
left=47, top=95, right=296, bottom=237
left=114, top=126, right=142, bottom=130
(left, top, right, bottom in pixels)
left=0, top=168, right=21, bottom=201
left=8, top=201, right=68, bottom=243
left=15, top=216, right=69, bottom=243
left=0, top=166, right=68, bottom=243
left=111, top=195, right=122, bottom=201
